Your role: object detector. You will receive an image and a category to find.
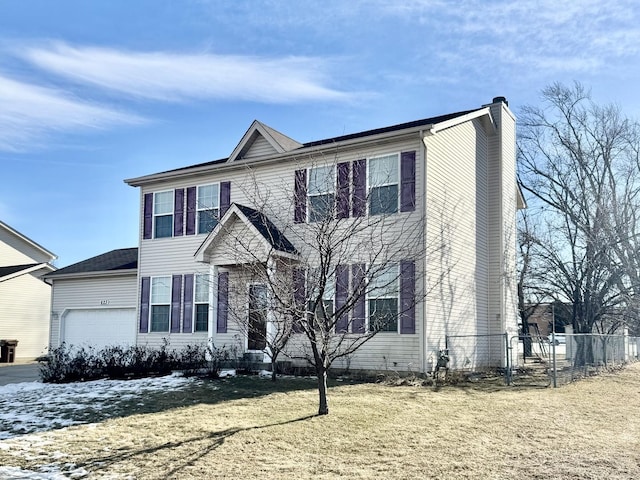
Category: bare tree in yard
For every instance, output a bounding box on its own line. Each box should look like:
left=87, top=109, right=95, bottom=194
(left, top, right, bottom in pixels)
left=518, top=82, right=640, bottom=364
left=214, top=154, right=436, bottom=415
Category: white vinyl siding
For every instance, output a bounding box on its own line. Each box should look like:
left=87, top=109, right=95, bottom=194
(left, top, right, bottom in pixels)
left=0, top=273, right=51, bottom=359
left=424, top=118, right=493, bottom=370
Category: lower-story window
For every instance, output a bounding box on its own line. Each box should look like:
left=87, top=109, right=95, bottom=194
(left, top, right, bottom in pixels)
left=194, top=273, right=210, bottom=332
left=150, top=276, right=171, bottom=332
left=368, top=264, right=399, bottom=332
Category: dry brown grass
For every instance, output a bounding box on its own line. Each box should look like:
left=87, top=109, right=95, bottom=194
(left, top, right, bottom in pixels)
left=2, top=364, right=640, bottom=479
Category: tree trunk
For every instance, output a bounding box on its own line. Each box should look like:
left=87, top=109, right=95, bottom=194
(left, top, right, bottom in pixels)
left=271, top=357, right=278, bottom=382
left=316, top=365, right=329, bottom=415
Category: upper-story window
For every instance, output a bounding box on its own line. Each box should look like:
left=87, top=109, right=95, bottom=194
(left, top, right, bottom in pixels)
left=308, top=166, right=335, bottom=222
left=197, top=184, right=219, bottom=234
left=150, top=276, right=171, bottom=332
left=194, top=273, right=210, bottom=332
left=367, top=264, right=399, bottom=332
left=369, top=154, right=399, bottom=215
left=153, top=191, right=174, bottom=238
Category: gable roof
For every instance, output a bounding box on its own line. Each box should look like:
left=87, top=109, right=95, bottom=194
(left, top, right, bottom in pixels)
left=0, top=220, right=57, bottom=262
left=124, top=106, right=486, bottom=186
left=195, top=203, right=297, bottom=264
left=229, top=120, right=303, bottom=162
left=46, top=248, right=138, bottom=278
left=234, top=204, right=297, bottom=254
left=0, top=263, right=55, bottom=282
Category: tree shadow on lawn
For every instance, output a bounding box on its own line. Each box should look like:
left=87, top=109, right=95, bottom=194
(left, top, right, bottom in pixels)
left=77, top=413, right=317, bottom=478
left=30, top=375, right=365, bottom=437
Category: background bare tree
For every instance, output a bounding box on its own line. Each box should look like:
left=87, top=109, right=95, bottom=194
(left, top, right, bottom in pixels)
left=518, top=82, right=640, bottom=362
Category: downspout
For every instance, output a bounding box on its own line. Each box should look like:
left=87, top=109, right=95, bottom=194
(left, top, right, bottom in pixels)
left=420, top=130, right=428, bottom=374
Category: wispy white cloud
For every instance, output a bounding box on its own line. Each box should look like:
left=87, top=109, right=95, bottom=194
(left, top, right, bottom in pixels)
left=0, top=73, right=146, bottom=152
left=377, top=0, right=640, bottom=78
left=17, top=42, right=352, bottom=104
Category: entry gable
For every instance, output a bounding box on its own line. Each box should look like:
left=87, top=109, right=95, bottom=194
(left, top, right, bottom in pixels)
left=194, top=203, right=298, bottom=265
left=229, top=120, right=303, bottom=162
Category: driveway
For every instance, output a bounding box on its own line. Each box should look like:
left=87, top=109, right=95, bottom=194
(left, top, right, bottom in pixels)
left=0, top=363, right=41, bottom=386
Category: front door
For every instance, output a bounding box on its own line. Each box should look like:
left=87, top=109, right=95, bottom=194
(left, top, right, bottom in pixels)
left=248, top=284, right=267, bottom=350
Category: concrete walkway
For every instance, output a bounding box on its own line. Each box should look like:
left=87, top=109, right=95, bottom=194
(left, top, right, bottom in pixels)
left=0, top=362, right=41, bottom=386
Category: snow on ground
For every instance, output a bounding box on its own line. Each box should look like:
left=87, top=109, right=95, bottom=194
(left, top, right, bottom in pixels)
left=0, top=374, right=200, bottom=479
left=0, top=373, right=194, bottom=441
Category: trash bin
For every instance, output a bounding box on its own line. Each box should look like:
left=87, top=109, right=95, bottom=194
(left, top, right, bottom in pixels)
left=0, top=340, right=18, bottom=363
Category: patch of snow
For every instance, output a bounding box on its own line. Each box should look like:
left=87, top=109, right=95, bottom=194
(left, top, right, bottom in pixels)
left=219, top=369, right=236, bottom=378
left=0, top=375, right=196, bottom=440
left=258, top=370, right=273, bottom=378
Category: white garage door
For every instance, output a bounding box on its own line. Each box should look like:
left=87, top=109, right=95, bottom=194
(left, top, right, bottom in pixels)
left=63, top=308, right=136, bottom=350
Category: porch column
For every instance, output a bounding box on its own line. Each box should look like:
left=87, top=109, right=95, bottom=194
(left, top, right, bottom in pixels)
left=209, top=264, right=219, bottom=348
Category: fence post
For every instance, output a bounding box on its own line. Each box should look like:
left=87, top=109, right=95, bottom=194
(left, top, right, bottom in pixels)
left=504, top=333, right=511, bottom=385
left=551, top=332, right=557, bottom=388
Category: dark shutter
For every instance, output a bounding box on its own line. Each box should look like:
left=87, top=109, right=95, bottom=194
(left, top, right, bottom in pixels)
left=186, top=186, right=197, bottom=235
left=351, top=264, right=365, bottom=333
left=217, top=272, right=228, bottom=333
left=174, top=189, right=185, bottom=237
left=293, top=268, right=306, bottom=332
left=171, top=275, right=182, bottom=333
left=352, top=159, right=366, bottom=217
left=143, top=193, right=153, bottom=240
left=183, top=274, right=194, bottom=333
left=335, top=264, right=349, bottom=333
left=337, top=162, right=350, bottom=219
left=400, top=260, right=416, bottom=334
left=294, top=169, right=307, bottom=223
left=400, top=151, right=416, bottom=212
left=139, top=276, right=150, bottom=333
left=220, top=181, right=231, bottom=218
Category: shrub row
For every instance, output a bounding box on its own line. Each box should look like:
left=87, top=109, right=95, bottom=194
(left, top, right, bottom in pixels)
left=39, top=340, right=233, bottom=383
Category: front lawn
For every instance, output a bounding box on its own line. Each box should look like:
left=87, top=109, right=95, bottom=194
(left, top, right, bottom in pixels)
left=1, top=365, right=640, bottom=479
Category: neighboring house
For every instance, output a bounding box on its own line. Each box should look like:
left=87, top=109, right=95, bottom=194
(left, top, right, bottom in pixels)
left=46, top=248, right=138, bottom=351
left=115, top=96, right=523, bottom=373
left=0, top=221, right=56, bottom=360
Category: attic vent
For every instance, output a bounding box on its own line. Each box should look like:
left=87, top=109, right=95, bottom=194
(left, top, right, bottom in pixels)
left=492, top=96, right=508, bottom=106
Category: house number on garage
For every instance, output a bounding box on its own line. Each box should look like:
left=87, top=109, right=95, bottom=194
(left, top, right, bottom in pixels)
left=100, top=300, right=110, bottom=305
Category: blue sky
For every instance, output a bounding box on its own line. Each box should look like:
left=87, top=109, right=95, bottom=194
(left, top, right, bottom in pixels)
left=2, top=0, right=640, bottom=267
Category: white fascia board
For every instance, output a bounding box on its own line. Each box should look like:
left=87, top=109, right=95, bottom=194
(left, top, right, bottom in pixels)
left=0, top=263, right=55, bottom=283
left=426, top=108, right=495, bottom=136
left=45, top=269, right=138, bottom=281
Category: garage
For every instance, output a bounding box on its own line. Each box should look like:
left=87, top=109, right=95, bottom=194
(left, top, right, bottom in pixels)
left=62, top=308, right=136, bottom=350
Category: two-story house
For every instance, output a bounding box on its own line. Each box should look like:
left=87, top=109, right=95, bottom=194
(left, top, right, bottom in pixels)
left=109, top=96, right=521, bottom=373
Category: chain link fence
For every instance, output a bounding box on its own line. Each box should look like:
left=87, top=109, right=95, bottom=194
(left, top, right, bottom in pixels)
left=510, top=333, right=640, bottom=387
left=444, top=332, right=639, bottom=387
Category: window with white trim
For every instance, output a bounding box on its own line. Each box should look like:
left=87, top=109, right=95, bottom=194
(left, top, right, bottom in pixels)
left=308, top=166, right=335, bottom=222
left=307, top=268, right=335, bottom=321
left=197, top=184, right=220, bottom=234
left=154, top=191, right=174, bottom=238
left=368, top=264, right=399, bottom=332
left=150, top=276, right=171, bottom=332
left=369, top=154, right=399, bottom=215
left=194, top=273, right=210, bottom=332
